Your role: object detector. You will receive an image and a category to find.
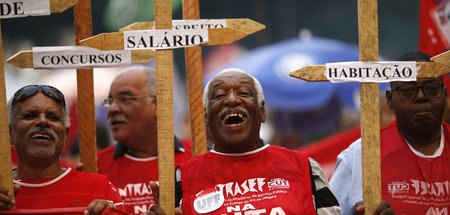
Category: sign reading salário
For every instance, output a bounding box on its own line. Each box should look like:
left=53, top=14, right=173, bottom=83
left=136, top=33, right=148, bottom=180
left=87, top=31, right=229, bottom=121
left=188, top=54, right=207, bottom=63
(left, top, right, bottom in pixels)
left=325, top=61, right=418, bottom=83
left=0, top=0, right=50, bottom=18
left=32, top=46, right=131, bottom=69
left=124, top=29, right=208, bottom=50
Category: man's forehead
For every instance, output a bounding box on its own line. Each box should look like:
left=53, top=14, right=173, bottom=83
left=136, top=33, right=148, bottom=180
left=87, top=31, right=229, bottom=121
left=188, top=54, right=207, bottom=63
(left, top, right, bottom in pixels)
left=210, top=72, right=253, bottom=87
left=110, top=73, right=146, bottom=95
left=17, top=93, right=63, bottom=111
left=393, top=77, right=443, bottom=86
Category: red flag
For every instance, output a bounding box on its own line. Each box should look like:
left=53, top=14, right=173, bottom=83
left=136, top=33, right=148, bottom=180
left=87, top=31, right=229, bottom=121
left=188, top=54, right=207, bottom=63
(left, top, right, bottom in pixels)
left=418, top=0, right=450, bottom=56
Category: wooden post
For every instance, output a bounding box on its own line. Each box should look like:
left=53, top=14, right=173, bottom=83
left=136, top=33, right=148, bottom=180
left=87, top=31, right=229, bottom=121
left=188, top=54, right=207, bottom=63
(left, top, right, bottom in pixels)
left=182, top=0, right=207, bottom=156
left=290, top=1, right=450, bottom=214
left=358, top=0, right=381, bottom=213
left=73, top=0, right=97, bottom=173
left=155, top=0, right=175, bottom=213
left=0, top=0, right=77, bottom=202
left=79, top=8, right=264, bottom=213
left=0, top=20, right=14, bottom=202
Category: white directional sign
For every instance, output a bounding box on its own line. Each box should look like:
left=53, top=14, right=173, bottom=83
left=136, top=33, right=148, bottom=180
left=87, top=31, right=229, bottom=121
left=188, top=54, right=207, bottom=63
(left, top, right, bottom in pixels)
left=0, top=0, right=50, bottom=18
left=325, top=61, right=418, bottom=83
left=32, top=46, right=131, bottom=69
left=124, top=29, right=209, bottom=50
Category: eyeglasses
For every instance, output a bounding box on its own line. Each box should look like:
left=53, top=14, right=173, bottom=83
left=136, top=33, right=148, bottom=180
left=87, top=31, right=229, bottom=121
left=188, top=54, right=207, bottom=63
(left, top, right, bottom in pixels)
left=391, top=84, right=444, bottom=100
left=102, top=95, right=155, bottom=108
left=12, top=85, right=66, bottom=107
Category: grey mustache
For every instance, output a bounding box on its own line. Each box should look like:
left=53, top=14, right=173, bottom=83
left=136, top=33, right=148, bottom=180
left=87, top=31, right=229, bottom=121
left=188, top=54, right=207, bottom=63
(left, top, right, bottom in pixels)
left=28, top=126, right=59, bottom=142
left=108, top=115, right=128, bottom=124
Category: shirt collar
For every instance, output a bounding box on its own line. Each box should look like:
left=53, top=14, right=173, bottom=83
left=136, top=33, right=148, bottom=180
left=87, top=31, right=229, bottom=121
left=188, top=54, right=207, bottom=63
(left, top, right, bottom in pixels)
left=114, top=135, right=186, bottom=159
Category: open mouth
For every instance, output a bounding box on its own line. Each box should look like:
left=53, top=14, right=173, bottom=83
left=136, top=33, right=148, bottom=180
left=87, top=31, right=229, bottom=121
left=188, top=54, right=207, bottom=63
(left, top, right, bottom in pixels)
left=222, top=113, right=247, bottom=125
left=32, top=133, right=52, bottom=140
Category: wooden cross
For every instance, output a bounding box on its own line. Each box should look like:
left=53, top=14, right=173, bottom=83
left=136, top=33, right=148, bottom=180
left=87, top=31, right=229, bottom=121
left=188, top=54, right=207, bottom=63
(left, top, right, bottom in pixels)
left=79, top=1, right=264, bottom=212
left=0, top=0, right=77, bottom=203
left=289, top=0, right=449, bottom=214
left=118, top=18, right=264, bottom=158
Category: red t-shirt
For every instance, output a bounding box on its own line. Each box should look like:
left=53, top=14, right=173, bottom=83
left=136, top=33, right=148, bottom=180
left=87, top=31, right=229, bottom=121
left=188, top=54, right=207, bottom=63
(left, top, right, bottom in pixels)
left=97, top=139, right=192, bottom=215
left=13, top=168, right=122, bottom=209
left=179, top=145, right=316, bottom=215
left=381, top=122, right=450, bottom=214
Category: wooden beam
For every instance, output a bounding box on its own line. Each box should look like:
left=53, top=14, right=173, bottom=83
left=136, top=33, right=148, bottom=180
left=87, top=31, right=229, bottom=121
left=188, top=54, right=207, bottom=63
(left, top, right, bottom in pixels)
left=289, top=62, right=450, bottom=81
left=182, top=0, right=207, bottom=156
left=155, top=0, right=175, bottom=213
left=6, top=50, right=155, bottom=69
left=73, top=0, right=96, bottom=173
left=358, top=0, right=380, bottom=213
left=50, top=0, right=78, bottom=13
left=80, top=19, right=265, bottom=50
left=0, top=21, right=15, bottom=205
left=431, top=50, right=450, bottom=66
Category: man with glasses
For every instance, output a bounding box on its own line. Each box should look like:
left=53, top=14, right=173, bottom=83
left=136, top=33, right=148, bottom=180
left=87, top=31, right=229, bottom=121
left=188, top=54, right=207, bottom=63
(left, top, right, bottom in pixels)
left=97, top=65, right=192, bottom=215
left=330, top=51, right=450, bottom=215
left=0, top=85, right=123, bottom=214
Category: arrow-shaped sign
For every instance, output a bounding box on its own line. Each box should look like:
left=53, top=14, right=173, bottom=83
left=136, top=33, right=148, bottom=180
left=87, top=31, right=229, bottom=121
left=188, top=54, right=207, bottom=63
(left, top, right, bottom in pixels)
left=0, top=0, right=77, bottom=19
left=7, top=47, right=154, bottom=69
left=79, top=18, right=265, bottom=50
left=289, top=62, right=449, bottom=82
left=431, top=50, right=450, bottom=67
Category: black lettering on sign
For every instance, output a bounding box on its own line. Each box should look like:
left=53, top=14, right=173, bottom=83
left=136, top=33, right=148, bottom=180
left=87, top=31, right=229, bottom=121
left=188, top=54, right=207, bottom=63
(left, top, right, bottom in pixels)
left=39, top=54, right=122, bottom=65
left=0, top=2, right=24, bottom=16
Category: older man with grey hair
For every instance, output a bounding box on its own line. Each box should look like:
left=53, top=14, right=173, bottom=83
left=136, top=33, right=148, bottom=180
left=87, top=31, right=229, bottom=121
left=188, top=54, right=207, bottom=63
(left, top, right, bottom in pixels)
left=147, top=68, right=341, bottom=215
left=97, top=65, right=192, bottom=215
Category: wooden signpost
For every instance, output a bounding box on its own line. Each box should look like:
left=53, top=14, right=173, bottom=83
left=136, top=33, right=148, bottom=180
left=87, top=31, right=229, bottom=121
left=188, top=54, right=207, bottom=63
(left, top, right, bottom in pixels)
left=79, top=1, right=264, bottom=212
left=0, top=0, right=77, bottom=203
left=120, top=17, right=264, bottom=157
left=154, top=0, right=175, bottom=213
left=73, top=0, right=97, bottom=174
left=7, top=48, right=154, bottom=69
left=289, top=0, right=450, bottom=213
left=101, top=18, right=263, bottom=158
left=182, top=0, right=207, bottom=156
left=81, top=19, right=264, bottom=53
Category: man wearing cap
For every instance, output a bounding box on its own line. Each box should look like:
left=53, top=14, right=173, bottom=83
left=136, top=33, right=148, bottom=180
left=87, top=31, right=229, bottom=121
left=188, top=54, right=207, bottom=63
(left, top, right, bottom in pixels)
left=0, top=85, right=123, bottom=214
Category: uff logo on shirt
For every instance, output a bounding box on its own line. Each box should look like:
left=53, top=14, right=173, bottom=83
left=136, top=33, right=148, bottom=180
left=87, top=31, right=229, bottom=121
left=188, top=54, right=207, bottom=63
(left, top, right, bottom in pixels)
left=194, top=188, right=225, bottom=214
